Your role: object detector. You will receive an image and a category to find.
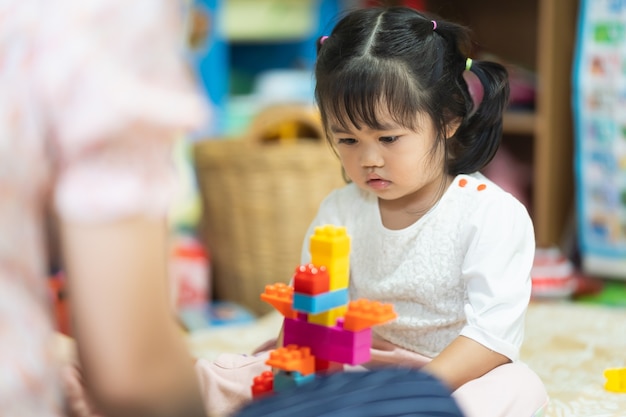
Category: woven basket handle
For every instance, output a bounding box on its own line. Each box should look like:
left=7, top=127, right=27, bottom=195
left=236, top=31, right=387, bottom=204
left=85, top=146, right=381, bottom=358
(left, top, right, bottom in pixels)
left=245, top=104, right=325, bottom=145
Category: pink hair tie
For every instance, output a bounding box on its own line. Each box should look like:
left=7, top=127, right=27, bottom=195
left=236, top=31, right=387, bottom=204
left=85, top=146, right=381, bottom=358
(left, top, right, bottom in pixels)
left=431, top=20, right=437, bottom=30
left=320, top=36, right=329, bottom=44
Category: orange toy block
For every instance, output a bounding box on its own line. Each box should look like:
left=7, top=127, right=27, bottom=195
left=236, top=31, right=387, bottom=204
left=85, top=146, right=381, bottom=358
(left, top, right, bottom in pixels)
left=251, top=371, right=274, bottom=398
left=266, top=345, right=316, bottom=376
left=261, top=283, right=296, bottom=318
left=343, top=299, right=397, bottom=332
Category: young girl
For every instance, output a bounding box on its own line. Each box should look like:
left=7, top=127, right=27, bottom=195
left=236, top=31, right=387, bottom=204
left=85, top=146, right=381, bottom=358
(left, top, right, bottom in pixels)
left=194, top=7, right=548, bottom=417
left=297, top=5, right=548, bottom=417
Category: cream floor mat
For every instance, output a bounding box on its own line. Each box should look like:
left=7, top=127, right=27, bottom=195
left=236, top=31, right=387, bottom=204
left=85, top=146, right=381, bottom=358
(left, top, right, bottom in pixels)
left=188, top=301, right=626, bottom=417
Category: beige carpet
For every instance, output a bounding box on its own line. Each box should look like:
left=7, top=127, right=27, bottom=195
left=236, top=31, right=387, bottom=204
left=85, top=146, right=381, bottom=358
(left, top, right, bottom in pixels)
left=520, top=301, right=626, bottom=417
left=188, top=301, right=626, bottom=417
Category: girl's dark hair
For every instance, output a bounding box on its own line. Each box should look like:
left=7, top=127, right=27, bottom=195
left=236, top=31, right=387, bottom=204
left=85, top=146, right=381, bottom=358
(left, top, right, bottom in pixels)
left=314, top=6, right=510, bottom=175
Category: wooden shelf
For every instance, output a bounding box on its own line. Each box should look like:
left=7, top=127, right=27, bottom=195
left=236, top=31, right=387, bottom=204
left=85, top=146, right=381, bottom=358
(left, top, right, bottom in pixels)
left=503, top=110, right=536, bottom=135
left=426, top=0, right=578, bottom=247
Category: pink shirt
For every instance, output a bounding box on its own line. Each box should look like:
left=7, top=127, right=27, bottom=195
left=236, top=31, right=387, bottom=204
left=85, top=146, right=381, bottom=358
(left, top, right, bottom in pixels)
left=0, top=0, right=207, bottom=414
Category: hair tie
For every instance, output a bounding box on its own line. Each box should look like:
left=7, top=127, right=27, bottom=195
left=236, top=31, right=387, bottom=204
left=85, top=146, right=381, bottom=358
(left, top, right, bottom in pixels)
left=320, top=36, right=329, bottom=44
left=465, top=58, right=473, bottom=71
left=431, top=20, right=437, bottom=31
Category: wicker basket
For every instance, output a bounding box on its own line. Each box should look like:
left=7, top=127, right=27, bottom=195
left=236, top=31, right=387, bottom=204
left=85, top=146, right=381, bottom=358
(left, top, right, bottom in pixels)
left=193, top=105, right=344, bottom=315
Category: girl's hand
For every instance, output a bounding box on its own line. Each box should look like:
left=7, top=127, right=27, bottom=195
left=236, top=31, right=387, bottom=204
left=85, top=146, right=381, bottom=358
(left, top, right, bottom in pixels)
left=62, top=365, right=105, bottom=417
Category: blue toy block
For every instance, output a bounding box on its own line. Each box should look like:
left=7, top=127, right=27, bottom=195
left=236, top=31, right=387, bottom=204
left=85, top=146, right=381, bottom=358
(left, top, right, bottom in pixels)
left=273, top=370, right=316, bottom=393
left=293, top=288, right=348, bottom=314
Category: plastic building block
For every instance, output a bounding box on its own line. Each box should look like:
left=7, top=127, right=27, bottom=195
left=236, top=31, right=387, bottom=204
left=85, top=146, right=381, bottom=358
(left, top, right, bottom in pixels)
left=314, top=358, right=344, bottom=374
left=251, top=224, right=400, bottom=397
left=321, top=342, right=371, bottom=364
left=604, top=367, right=626, bottom=393
left=309, top=225, right=351, bottom=257
left=273, top=370, right=316, bottom=392
left=293, top=264, right=330, bottom=295
left=261, top=283, right=296, bottom=318
left=251, top=371, right=274, bottom=398
left=283, top=317, right=372, bottom=365
left=343, top=299, right=397, bottom=332
left=310, top=225, right=350, bottom=290
left=266, top=344, right=316, bottom=376
left=308, top=305, right=347, bottom=327
left=293, top=288, right=348, bottom=314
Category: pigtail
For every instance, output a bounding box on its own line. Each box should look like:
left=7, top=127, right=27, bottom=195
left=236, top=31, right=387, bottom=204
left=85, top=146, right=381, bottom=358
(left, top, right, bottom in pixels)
left=448, top=59, right=510, bottom=174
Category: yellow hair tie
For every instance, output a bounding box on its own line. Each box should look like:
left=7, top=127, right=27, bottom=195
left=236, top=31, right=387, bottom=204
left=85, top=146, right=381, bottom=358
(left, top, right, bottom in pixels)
left=465, top=58, right=473, bottom=71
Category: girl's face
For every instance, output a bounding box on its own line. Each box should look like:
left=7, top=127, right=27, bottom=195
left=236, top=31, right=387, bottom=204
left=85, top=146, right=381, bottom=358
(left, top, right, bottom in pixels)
left=329, top=110, right=451, bottom=212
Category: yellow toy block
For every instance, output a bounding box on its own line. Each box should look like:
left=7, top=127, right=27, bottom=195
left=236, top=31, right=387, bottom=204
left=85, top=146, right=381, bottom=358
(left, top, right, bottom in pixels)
left=266, top=344, right=316, bottom=376
left=308, top=305, right=348, bottom=327
left=604, top=367, right=626, bottom=393
left=343, top=299, right=397, bottom=332
left=310, top=225, right=350, bottom=290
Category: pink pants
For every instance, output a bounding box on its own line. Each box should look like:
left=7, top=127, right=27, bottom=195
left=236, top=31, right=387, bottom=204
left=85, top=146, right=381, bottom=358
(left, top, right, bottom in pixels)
left=195, top=338, right=548, bottom=417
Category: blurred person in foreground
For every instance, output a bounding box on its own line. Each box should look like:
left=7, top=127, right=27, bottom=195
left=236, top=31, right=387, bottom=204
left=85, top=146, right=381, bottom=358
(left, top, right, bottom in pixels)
left=0, top=0, right=209, bottom=415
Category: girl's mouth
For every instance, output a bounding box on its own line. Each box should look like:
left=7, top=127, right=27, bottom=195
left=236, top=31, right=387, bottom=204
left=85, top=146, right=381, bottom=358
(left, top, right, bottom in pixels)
left=366, top=178, right=391, bottom=190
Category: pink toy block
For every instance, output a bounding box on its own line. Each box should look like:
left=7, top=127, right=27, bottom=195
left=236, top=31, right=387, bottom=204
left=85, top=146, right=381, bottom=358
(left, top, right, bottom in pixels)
left=283, top=317, right=372, bottom=365
left=293, top=264, right=330, bottom=295
left=343, top=299, right=397, bottom=332
left=322, top=343, right=371, bottom=364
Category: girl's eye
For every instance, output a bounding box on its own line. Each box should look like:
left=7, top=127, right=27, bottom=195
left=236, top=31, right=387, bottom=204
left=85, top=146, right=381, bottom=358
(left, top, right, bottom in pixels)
left=380, top=136, right=399, bottom=143
left=337, top=138, right=357, bottom=145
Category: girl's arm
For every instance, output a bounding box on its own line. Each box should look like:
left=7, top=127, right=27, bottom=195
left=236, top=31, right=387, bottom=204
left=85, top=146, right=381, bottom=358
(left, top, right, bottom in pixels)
left=421, top=335, right=510, bottom=390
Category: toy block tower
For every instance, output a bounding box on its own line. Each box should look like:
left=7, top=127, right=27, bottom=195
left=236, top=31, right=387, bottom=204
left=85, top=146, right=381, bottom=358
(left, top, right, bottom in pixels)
left=252, top=225, right=397, bottom=398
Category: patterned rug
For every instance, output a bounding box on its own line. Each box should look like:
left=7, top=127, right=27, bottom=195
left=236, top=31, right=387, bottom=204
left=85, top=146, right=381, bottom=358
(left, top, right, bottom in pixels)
left=521, top=301, right=626, bottom=417
left=188, top=301, right=626, bottom=417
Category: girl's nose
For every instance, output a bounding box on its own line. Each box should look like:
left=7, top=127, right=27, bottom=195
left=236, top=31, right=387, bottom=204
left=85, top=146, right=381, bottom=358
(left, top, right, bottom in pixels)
left=360, top=145, right=384, bottom=168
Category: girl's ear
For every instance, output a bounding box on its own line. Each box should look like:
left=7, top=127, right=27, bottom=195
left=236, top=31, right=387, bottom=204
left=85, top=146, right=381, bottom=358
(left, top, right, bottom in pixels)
left=445, top=117, right=462, bottom=139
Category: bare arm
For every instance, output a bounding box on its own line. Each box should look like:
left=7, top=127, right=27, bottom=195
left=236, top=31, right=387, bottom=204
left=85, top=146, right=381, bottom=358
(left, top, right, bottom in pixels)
left=421, top=335, right=510, bottom=391
left=60, top=216, right=206, bottom=417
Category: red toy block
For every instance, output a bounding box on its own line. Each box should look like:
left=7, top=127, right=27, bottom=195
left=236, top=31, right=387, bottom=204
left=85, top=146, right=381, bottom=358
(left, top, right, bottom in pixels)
left=293, top=264, right=330, bottom=295
left=343, top=299, right=397, bottom=332
left=251, top=371, right=274, bottom=398
left=266, top=344, right=316, bottom=376
left=314, top=358, right=344, bottom=374
left=261, top=283, right=296, bottom=318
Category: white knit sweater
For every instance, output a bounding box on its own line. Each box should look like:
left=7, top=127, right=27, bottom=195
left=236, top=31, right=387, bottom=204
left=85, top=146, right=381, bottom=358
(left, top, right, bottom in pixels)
left=301, top=172, right=534, bottom=361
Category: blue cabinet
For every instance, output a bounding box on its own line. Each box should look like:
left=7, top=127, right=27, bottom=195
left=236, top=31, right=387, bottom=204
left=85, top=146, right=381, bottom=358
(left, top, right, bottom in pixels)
left=189, top=0, right=342, bottom=136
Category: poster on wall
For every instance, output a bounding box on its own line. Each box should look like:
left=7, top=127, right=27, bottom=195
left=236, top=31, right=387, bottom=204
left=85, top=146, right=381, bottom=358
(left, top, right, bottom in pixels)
left=573, top=0, right=626, bottom=278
